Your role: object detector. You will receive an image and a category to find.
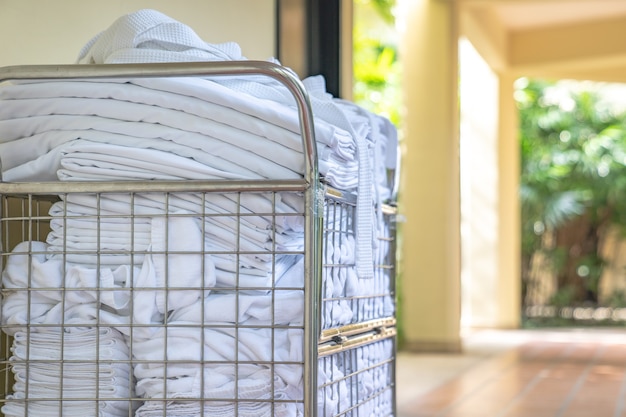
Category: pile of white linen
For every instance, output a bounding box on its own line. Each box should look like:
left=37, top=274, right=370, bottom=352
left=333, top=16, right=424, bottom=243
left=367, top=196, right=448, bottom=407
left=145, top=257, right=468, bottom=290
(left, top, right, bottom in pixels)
left=45, top=191, right=302, bottom=271
left=0, top=79, right=359, bottom=188
left=130, top=256, right=307, bottom=416
left=0, top=8, right=398, bottom=280
left=0, top=8, right=398, bottom=416
left=4, top=328, right=134, bottom=417
left=1, top=251, right=135, bottom=417
left=1, top=238, right=306, bottom=416
left=132, top=309, right=305, bottom=416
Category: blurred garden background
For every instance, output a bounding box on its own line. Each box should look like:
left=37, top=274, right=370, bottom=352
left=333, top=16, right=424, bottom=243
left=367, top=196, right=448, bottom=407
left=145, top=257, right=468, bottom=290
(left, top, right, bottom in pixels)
left=518, top=78, right=626, bottom=327
left=353, top=0, right=626, bottom=329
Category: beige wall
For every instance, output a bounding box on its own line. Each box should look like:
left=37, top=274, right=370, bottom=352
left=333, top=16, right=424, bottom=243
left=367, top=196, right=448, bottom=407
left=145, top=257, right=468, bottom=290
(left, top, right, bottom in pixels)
left=0, top=1, right=275, bottom=66
left=459, top=38, right=500, bottom=328
left=458, top=38, right=521, bottom=329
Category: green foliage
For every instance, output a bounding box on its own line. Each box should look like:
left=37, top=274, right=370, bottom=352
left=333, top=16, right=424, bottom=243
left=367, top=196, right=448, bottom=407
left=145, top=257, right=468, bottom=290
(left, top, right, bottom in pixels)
left=518, top=78, right=626, bottom=305
left=353, top=0, right=402, bottom=127
left=605, top=290, right=626, bottom=308
left=368, top=0, right=396, bottom=24
left=549, top=286, right=578, bottom=308
left=519, top=79, right=626, bottom=246
left=575, top=253, right=605, bottom=293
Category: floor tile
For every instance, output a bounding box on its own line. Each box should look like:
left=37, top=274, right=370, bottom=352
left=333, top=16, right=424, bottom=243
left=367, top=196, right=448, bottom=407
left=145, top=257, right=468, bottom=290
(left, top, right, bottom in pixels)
left=397, top=329, right=626, bottom=417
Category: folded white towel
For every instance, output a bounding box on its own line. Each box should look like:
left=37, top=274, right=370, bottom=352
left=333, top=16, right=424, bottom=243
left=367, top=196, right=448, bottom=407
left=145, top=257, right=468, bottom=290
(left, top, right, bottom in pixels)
left=47, top=191, right=304, bottom=275
left=136, top=395, right=301, bottom=417
left=2, top=214, right=217, bottom=334
left=1, top=396, right=133, bottom=417
left=169, top=289, right=304, bottom=326
left=130, top=326, right=304, bottom=414
left=131, top=327, right=303, bottom=367
left=11, top=326, right=130, bottom=360
left=3, top=327, right=133, bottom=417
left=0, top=96, right=306, bottom=174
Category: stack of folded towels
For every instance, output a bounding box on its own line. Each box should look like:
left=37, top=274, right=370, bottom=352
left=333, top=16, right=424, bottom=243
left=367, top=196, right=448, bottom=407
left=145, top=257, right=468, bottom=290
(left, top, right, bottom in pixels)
left=1, top=242, right=136, bottom=416
left=0, top=9, right=398, bottom=417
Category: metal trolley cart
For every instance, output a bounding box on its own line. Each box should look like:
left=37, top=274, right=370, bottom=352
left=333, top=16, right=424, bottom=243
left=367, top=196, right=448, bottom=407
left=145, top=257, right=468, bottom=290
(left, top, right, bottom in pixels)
left=0, top=61, right=397, bottom=416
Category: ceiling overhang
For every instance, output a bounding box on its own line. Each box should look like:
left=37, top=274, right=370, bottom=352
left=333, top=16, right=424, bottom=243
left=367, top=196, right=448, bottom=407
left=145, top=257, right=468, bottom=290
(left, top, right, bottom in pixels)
left=459, top=0, right=626, bottom=82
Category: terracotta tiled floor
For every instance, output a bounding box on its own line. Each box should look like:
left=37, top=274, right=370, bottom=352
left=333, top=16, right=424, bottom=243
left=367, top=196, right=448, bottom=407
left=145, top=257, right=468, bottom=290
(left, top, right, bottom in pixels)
left=397, top=329, right=626, bottom=417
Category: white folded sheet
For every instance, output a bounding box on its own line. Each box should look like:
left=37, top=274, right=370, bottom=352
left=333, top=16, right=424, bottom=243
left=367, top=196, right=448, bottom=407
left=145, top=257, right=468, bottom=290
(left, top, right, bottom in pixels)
left=0, top=123, right=284, bottom=182
left=130, top=327, right=304, bottom=414
left=170, top=290, right=304, bottom=326
left=0, top=96, right=305, bottom=172
left=1, top=229, right=215, bottom=336
left=0, top=79, right=354, bottom=159
left=56, top=139, right=357, bottom=190
left=49, top=185, right=303, bottom=234
left=59, top=141, right=250, bottom=181
left=46, top=190, right=304, bottom=274
left=0, top=86, right=358, bottom=187
left=3, top=327, right=133, bottom=417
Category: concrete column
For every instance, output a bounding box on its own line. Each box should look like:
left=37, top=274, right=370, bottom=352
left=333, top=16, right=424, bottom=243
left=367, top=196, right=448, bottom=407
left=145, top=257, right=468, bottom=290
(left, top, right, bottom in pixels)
left=398, top=0, right=461, bottom=352
left=496, top=72, right=521, bottom=328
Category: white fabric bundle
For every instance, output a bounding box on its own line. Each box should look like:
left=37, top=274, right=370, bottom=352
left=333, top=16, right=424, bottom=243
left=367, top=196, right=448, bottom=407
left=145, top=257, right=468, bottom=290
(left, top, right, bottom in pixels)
left=0, top=77, right=358, bottom=181
left=0, top=76, right=359, bottom=189
left=131, top=327, right=303, bottom=390
left=1, top=234, right=214, bottom=336
left=0, top=8, right=397, bottom=281
left=131, top=326, right=304, bottom=416
left=2, top=327, right=133, bottom=417
left=76, top=9, right=244, bottom=65
left=46, top=191, right=305, bottom=285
